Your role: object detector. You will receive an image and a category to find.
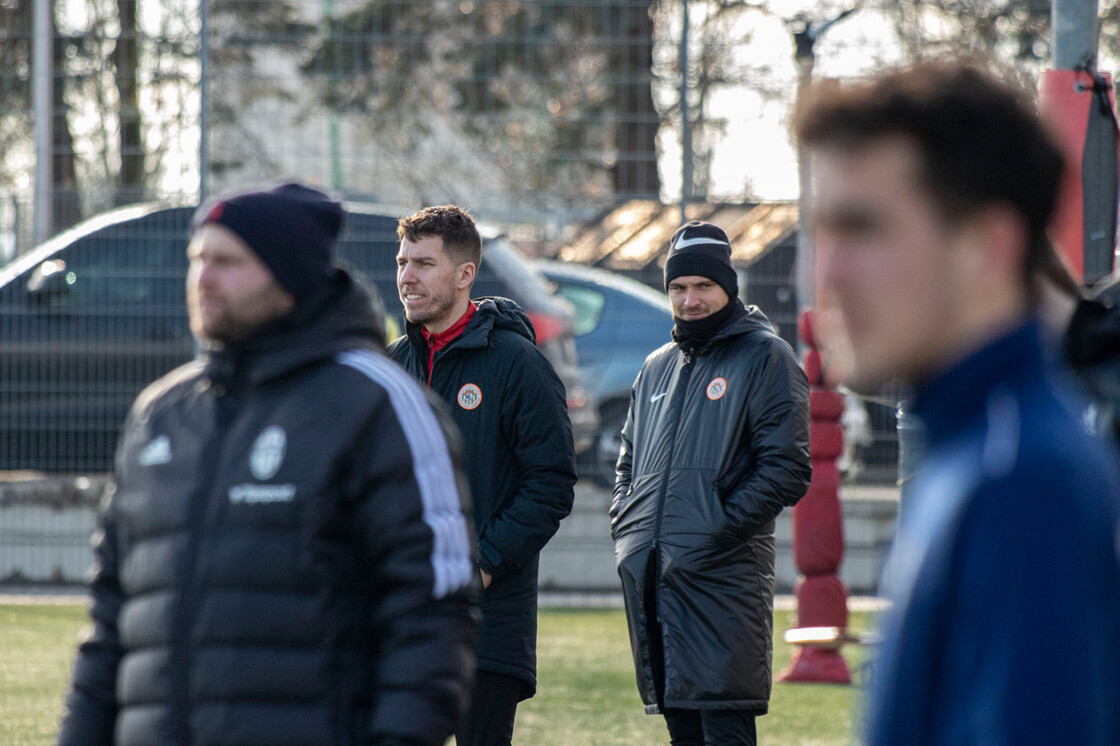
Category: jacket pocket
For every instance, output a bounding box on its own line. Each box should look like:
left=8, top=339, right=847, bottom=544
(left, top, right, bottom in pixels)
left=608, top=486, right=632, bottom=539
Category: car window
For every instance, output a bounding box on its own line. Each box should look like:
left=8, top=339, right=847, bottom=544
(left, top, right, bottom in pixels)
left=67, top=244, right=184, bottom=307
left=333, top=211, right=420, bottom=333
left=603, top=273, right=672, bottom=313
left=1, top=210, right=194, bottom=345
left=552, top=282, right=604, bottom=336
left=40, top=221, right=188, bottom=311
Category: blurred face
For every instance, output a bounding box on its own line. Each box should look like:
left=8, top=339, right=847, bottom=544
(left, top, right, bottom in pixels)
left=396, top=234, right=476, bottom=334
left=667, top=275, right=730, bottom=321
left=812, top=137, right=974, bottom=391
left=186, top=224, right=295, bottom=343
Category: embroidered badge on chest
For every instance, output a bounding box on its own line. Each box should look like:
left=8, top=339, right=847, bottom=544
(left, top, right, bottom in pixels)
left=457, top=383, right=482, bottom=410
left=250, top=426, right=287, bottom=480
left=706, top=377, right=727, bottom=401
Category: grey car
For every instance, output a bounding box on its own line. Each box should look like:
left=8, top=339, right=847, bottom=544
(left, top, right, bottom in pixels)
left=536, top=260, right=673, bottom=486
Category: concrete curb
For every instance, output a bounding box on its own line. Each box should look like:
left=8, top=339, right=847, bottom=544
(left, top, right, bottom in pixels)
left=1, top=475, right=901, bottom=594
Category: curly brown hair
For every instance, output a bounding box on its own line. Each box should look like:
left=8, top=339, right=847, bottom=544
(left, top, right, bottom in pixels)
left=397, top=205, right=482, bottom=267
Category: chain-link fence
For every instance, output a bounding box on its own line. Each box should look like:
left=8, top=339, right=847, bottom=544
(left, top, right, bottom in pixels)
left=0, top=0, right=902, bottom=483
left=2, top=0, right=691, bottom=252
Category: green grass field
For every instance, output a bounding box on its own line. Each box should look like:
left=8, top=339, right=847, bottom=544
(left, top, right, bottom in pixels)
left=0, top=602, right=870, bottom=745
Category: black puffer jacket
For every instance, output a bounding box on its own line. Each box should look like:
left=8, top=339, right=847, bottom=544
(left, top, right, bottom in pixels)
left=1065, top=283, right=1120, bottom=445
left=58, top=271, right=477, bottom=746
left=387, top=297, right=575, bottom=698
left=612, top=304, right=811, bottom=714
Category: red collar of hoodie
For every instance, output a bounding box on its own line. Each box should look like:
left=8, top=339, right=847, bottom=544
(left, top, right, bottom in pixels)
left=420, top=301, right=477, bottom=387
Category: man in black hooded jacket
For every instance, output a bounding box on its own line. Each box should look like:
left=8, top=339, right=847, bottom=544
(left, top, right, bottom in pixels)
left=387, top=205, right=576, bottom=746
left=57, top=183, right=477, bottom=746
left=611, top=221, right=811, bottom=745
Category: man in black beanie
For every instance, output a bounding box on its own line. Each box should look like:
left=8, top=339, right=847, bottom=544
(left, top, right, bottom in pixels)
left=611, top=220, right=811, bottom=745
left=58, top=181, right=478, bottom=746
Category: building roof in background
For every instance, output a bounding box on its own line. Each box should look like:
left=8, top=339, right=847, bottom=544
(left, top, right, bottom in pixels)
left=558, top=200, right=799, bottom=270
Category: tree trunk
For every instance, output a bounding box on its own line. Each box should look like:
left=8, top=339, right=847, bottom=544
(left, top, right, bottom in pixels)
left=51, top=3, right=82, bottom=232
left=611, top=0, right=660, bottom=201
left=113, top=0, right=143, bottom=206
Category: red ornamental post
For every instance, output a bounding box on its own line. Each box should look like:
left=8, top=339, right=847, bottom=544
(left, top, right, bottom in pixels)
left=777, top=308, right=851, bottom=684
left=1038, top=68, right=1119, bottom=284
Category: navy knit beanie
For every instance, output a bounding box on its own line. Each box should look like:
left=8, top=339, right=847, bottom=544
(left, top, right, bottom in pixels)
left=193, top=182, right=344, bottom=302
left=664, top=221, right=738, bottom=300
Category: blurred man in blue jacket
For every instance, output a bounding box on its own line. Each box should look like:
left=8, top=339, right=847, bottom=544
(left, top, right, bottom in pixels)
left=800, top=61, right=1120, bottom=746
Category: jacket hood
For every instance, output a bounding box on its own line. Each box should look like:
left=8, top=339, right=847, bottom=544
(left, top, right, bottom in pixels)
left=202, top=265, right=386, bottom=386
left=435, top=296, right=536, bottom=350
left=400, top=295, right=536, bottom=357
left=723, top=302, right=775, bottom=337
left=473, top=296, right=536, bottom=344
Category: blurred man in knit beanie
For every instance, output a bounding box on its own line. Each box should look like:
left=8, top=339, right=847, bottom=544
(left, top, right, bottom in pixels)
left=611, top=220, right=811, bottom=745
left=58, top=182, right=477, bottom=746
left=188, top=181, right=343, bottom=343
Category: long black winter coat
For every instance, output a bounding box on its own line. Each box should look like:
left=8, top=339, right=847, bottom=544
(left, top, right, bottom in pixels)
left=58, top=271, right=477, bottom=746
left=387, top=297, right=575, bottom=698
left=611, top=304, right=811, bottom=714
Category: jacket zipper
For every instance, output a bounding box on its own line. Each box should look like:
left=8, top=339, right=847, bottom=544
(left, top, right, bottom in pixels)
left=651, top=353, right=694, bottom=617
left=172, top=383, right=239, bottom=743
left=428, top=347, right=445, bottom=390
left=426, top=338, right=460, bottom=390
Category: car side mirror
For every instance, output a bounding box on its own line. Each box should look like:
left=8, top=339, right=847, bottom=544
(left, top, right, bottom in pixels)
left=26, top=259, right=72, bottom=306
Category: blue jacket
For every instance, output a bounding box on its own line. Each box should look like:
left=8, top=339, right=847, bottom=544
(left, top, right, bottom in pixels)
left=867, top=322, right=1120, bottom=746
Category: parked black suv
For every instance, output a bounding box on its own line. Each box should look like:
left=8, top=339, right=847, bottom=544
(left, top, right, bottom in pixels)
left=0, top=203, right=596, bottom=473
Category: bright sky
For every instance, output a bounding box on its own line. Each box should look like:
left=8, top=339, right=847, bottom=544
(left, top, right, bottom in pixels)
left=28, top=2, right=1113, bottom=214
left=660, top=3, right=904, bottom=202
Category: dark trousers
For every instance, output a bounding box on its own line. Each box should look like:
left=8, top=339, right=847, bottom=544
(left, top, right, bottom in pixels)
left=663, top=708, right=758, bottom=746
left=455, top=670, right=521, bottom=746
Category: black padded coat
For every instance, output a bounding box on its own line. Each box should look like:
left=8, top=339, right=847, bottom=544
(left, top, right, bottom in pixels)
left=611, top=304, right=811, bottom=714
left=387, top=297, right=576, bottom=698
left=57, top=272, right=477, bottom=746
left=1064, top=284, right=1120, bottom=445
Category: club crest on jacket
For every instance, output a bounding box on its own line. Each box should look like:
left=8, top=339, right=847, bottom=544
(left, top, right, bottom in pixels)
left=250, top=426, right=287, bottom=480
left=706, top=377, right=727, bottom=401
left=457, top=383, right=482, bottom=410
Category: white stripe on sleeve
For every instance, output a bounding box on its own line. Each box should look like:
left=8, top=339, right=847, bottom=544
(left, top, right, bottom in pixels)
left=338, top=349, right=474, bottom=599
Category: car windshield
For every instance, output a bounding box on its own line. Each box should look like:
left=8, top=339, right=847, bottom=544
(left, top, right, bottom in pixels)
left=595, top=272, right=671, bottom=312
left=553, top=283, right=604, bottom=336
left=540, top=262, right=671, bottom=314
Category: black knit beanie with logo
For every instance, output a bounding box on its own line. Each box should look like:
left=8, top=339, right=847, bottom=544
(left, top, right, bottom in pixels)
left=193, top=182, right=344, bottom=302
left=663, top=221, right=738, bottom=300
